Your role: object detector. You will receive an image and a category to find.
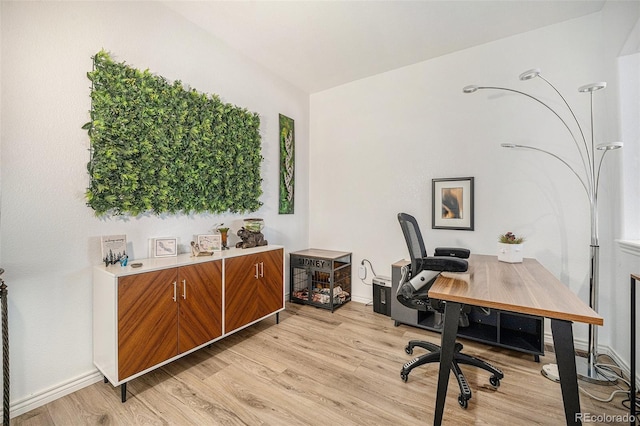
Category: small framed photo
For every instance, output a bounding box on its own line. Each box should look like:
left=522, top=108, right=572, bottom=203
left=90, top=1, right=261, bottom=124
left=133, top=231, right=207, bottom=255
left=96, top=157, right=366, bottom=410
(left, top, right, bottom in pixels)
left=432, top=177, right=474, bottom=231
left=197, top=234, right=222, bottom=253
left=152, top=237, right=178, bottom=257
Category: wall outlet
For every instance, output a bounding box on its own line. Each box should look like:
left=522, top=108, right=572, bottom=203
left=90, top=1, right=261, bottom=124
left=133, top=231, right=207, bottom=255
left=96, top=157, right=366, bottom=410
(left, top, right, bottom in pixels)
left=358, top=265, right=367, bottom=279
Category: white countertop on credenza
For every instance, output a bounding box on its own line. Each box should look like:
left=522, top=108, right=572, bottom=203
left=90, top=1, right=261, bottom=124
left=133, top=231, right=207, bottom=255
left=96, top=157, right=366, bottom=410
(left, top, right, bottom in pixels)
left=94, top=245, right=284, bottom=278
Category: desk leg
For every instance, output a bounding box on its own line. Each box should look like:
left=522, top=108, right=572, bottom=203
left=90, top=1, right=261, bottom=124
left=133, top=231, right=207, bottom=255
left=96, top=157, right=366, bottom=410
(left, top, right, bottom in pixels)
left=551, top=319, right=581, bottom=426
left=433, top=301, right=462, bottom=426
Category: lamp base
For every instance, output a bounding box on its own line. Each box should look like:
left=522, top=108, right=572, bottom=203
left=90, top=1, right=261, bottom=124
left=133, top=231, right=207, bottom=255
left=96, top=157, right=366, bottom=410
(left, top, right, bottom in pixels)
left=575, top=356, right=618, bottom=385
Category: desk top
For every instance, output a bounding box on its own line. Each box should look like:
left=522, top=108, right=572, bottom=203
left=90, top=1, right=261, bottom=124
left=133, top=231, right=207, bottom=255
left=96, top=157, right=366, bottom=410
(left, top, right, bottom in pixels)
left=428, top=254, right=603, bottom=326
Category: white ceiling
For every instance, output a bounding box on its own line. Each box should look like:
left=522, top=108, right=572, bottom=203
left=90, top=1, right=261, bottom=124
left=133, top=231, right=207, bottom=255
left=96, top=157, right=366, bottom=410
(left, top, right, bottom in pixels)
left=164, top=0, right=606, bottom=93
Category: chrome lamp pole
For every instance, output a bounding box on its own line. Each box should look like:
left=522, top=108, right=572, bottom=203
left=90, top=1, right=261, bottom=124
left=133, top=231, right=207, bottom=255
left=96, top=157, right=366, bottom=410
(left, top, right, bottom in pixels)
left=463, top=69, right=623, bottom=385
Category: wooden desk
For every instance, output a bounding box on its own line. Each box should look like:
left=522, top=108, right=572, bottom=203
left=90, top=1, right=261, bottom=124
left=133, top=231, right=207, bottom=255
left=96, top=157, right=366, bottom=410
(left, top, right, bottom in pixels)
left=429, top=255, right=602, bottom=426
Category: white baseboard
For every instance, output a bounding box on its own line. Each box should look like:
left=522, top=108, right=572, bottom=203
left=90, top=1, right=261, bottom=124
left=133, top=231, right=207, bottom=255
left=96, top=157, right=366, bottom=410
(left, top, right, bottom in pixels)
left=351, top=295, right=372, bottom=305
left=4, top=369, right=103, bottom=419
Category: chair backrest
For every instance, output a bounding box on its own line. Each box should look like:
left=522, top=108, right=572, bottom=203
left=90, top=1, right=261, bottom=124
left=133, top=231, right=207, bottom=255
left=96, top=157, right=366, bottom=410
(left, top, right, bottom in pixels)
left=397, top=213, right=428, bottom=278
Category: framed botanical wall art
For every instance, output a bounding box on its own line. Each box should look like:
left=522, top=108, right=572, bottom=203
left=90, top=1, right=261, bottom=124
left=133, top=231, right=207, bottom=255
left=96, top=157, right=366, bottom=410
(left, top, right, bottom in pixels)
left=279, top=114, right=295, bottom=214
left=432, top=177, right=474, bottom=231
left=197, top=234, right=221, bottom=253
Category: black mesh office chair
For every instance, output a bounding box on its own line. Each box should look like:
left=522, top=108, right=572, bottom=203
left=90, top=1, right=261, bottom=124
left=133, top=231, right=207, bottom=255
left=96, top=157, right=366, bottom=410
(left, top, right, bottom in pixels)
left=397, top=212, right=504, bottom=409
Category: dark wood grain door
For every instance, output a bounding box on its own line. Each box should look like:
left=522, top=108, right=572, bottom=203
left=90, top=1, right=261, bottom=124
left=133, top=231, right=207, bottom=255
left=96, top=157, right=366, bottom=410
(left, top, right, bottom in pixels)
left=118, top=268, right=178, bottom=379
left=178, top=261, right=223, bottom=353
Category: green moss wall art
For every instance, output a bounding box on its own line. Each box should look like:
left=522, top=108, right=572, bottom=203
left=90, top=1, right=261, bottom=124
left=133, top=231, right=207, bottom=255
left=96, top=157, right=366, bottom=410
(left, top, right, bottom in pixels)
left=83, top=50, right=263, bottom=217
left=278, top=114, right=295, bottom=214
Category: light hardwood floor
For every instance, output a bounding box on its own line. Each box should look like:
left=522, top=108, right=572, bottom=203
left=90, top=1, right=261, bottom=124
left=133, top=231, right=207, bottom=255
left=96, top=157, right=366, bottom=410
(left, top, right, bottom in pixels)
left=13, top=302, right=633, bottom=425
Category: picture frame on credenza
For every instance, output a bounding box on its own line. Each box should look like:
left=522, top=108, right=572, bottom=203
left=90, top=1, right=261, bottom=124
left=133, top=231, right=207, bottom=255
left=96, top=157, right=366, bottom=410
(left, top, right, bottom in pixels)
left=151, top=237, right=178, bottom=257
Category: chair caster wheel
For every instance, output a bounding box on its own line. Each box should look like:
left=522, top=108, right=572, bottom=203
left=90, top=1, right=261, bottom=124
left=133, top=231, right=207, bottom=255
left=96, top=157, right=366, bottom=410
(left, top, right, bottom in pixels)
left=458, top=394, right=468, bottom=409
left=400, top=372, right=408, bottom=382
left=404, top=345, right=413, bottom=355
left=489, top=375, right=500, bottom=387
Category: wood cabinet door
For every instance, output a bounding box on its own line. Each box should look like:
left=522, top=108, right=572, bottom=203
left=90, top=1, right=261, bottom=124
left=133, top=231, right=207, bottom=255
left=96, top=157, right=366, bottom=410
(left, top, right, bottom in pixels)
left=225, top=253, right=261, bottom=332
left=178, top=261, right=223, bottom=354
left=118, top=268, right=178, bottom=379
left=225, top=250, right=284, bottom=333
left=257, top=248, right=284, bottom=318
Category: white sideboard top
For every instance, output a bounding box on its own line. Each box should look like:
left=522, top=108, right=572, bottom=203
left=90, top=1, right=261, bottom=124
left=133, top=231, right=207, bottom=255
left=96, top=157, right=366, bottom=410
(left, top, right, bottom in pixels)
left=94, top=245, right=284, bottom=278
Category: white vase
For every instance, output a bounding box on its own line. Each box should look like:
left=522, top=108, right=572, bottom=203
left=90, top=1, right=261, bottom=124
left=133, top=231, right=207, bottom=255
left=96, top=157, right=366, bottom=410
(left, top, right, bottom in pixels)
left=497, top=242, right=523, bottom=263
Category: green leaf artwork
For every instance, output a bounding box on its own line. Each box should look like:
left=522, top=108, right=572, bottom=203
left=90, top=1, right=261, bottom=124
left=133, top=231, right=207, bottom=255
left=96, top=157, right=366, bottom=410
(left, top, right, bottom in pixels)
left=279, top=114, right=294, bottom=214
left=84, top=50, right=263, bottom=216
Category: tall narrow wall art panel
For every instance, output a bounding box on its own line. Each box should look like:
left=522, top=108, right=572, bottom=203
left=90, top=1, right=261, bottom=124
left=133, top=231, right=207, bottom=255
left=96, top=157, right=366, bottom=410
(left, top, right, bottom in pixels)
left=279, top=114, right=295, bottom=214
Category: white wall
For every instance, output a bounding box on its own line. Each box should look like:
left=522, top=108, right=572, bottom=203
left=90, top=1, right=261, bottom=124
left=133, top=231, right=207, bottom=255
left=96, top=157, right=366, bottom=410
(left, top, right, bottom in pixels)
left=310, top=5, right=638, bottom=369
left=612, top=15, right=640, bottom=385
left=0, top=1, right=309, bottom=415
left=1, top=0, right=638, bottom=417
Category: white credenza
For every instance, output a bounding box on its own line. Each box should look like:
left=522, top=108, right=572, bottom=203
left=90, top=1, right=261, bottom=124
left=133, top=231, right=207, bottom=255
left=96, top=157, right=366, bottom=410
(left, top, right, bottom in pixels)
left=93, top=245, right=285, bottom=402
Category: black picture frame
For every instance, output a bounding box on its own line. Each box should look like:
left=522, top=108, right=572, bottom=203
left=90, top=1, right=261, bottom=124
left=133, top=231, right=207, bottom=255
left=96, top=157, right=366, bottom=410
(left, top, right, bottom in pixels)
left=432, top=177, right=474, bottom=231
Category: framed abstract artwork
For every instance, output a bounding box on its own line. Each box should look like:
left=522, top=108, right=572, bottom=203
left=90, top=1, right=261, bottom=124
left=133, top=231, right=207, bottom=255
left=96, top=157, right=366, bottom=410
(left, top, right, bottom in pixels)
left=432, top=177, right=474, bottom=231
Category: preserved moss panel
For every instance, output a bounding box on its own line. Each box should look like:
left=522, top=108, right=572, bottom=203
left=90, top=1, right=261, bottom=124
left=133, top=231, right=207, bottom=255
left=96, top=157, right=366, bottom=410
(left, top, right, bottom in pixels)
left=84, top=50, right=263, bottom=216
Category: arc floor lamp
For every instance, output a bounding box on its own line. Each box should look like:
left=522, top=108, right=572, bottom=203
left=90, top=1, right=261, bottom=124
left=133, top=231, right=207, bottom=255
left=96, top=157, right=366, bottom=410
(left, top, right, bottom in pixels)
left=463, top=68, right=623, bottom=385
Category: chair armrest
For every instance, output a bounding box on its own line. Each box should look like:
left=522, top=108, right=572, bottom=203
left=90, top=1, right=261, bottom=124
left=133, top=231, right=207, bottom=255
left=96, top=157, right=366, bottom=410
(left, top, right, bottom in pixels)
left=434, top=247, right=470, bottom=259
left=419, top=256, right=468, bottom=272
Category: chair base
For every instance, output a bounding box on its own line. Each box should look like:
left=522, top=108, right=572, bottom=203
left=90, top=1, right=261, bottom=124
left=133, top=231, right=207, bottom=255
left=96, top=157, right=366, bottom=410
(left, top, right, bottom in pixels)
left=400, top=339, right=504, bottom=409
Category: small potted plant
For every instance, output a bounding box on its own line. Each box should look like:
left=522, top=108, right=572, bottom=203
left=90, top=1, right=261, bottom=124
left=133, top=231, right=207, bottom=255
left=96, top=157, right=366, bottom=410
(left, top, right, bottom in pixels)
left=498, top=232, right=525, bottom=263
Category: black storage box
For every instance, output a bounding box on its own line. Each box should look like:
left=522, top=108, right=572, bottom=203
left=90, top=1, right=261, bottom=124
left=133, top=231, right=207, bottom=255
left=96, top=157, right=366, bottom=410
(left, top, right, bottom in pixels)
left=373, top=275, right=392, bottom=316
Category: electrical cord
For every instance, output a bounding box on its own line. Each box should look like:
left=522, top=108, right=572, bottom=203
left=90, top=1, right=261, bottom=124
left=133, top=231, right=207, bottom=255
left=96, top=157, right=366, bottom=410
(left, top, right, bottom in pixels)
left=576, top=354, right=639, bottom=414
left=360, top=259, right=377, bottom=306
left=579, top=386, right=629, bottom=403
left=360, top=258, right=379, bottom=286
left=595, top=363, right=630, bottom=386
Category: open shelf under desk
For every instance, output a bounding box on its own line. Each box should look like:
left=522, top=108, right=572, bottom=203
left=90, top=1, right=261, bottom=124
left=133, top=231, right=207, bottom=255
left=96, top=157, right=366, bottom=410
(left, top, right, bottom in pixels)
left=390, top=262, right=544, bottom=361
left=396, top=307, right=544, bottom=361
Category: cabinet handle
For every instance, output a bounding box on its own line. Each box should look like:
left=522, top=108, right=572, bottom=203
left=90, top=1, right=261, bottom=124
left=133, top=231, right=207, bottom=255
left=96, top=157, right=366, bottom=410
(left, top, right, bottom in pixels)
left=182, top=279, right=187, bottom=299
left=173, top=281, right=177, bottom=302
left=254, top=263, right=259, bottom=279
left=260, top=262, right=264, bottom=278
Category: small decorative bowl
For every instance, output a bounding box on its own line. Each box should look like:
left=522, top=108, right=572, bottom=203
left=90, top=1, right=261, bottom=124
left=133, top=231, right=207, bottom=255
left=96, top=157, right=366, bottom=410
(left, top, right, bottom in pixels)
left=244, top=218, right=264, bottom=233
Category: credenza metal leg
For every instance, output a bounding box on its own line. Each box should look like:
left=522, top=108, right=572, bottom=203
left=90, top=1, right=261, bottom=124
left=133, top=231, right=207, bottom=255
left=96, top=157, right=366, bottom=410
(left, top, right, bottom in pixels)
left=551, top=318, right=581, bottom=426
left=121, top=382, right=127, bottom=403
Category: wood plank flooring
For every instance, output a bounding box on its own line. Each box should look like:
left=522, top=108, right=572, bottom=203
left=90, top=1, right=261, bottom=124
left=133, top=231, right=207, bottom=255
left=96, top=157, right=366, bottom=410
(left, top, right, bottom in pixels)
left=12, top=302, right=633, bottom=425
